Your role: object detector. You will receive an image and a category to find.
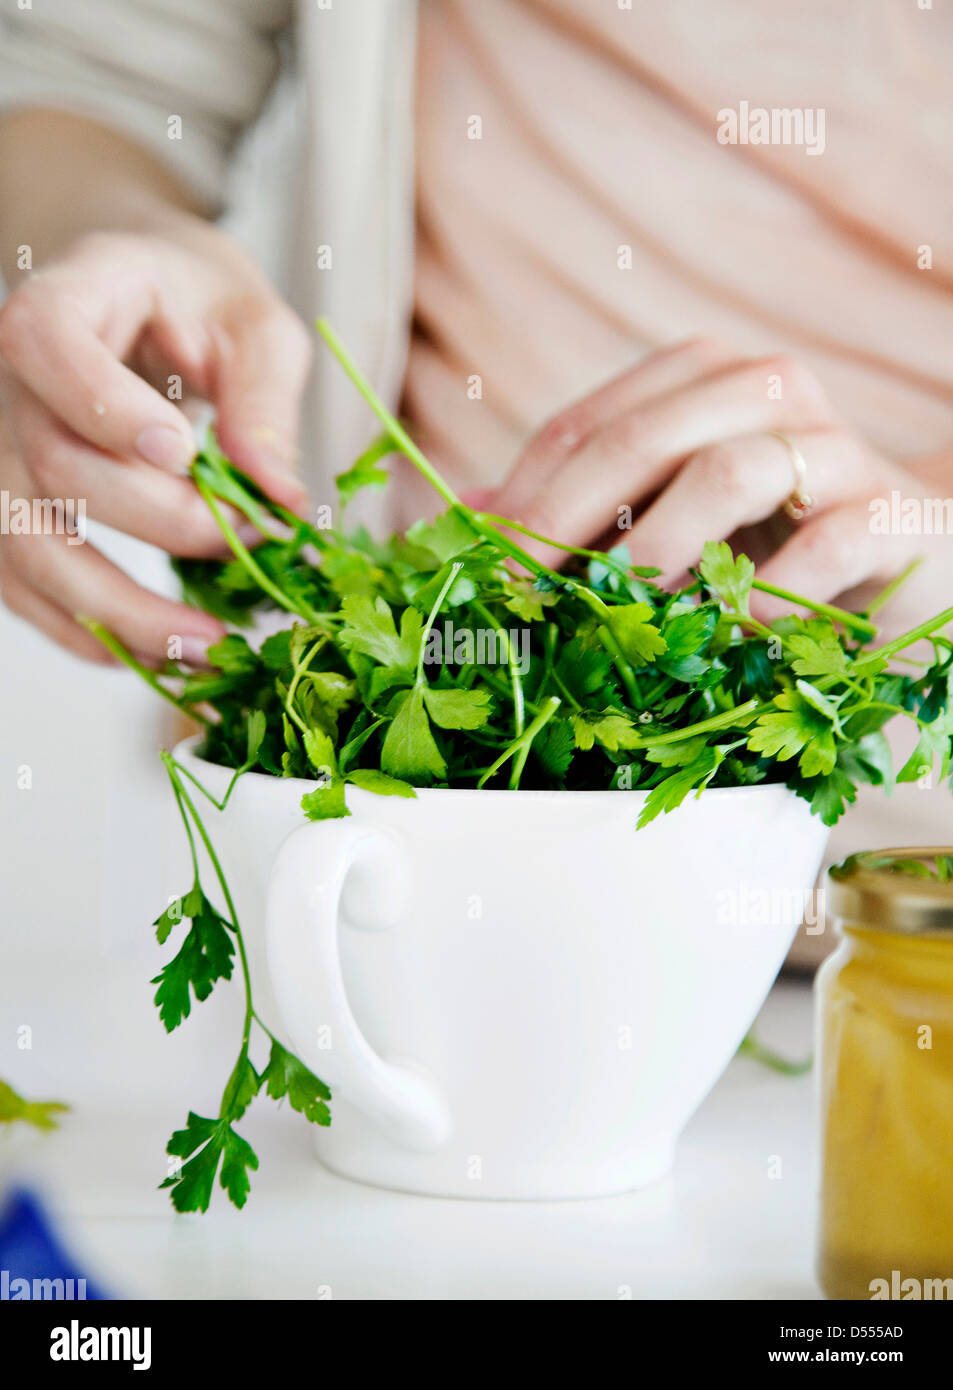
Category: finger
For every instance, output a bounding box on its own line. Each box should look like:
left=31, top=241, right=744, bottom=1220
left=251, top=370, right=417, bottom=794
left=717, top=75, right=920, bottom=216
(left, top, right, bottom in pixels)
left=621, top=427, right=872, bottom=582
left=0, top=571, right=116, bottom=663
left=514, top=353, right=834, bottom=565
left=460, top=487, right=496, bottom=510
left=494, top=337, right=739, bottom=518
left=750, top=505, right=920, bottom=623
left=8, top=384, right=259, bottom=558
left=0, top=280, right=196, bottom=471
left=210, top=297, right=312, bottom=512
left=8, top=530, right=224, bottom=663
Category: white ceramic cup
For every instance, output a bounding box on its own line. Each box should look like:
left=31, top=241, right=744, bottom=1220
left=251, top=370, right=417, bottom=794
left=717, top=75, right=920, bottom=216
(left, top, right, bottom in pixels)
left=174, top=737, right=828, bottom=1199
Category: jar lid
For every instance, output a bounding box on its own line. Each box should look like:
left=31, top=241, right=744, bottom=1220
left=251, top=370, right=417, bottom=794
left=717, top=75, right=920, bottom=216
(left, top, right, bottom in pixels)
left=828, top=848, right=953, bottom=936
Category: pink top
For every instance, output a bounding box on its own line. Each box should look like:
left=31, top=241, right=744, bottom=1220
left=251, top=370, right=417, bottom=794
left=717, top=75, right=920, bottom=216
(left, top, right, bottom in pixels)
left=404, top=0, right=953, bottom=508
left=404, top=0, right=953, bottom=879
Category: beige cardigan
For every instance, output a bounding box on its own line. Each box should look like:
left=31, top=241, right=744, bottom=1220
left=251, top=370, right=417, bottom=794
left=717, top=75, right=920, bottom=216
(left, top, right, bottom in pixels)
left=0, top=0, right=418, bottom=523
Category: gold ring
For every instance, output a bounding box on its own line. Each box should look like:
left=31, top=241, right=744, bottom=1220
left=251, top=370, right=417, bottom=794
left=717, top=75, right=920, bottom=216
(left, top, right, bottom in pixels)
left=771, top=431, right=815, bottom=520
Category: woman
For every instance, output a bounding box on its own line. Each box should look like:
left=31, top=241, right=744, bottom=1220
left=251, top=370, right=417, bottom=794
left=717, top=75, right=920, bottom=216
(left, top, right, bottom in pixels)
left=1, top=0, right=951, bottom=913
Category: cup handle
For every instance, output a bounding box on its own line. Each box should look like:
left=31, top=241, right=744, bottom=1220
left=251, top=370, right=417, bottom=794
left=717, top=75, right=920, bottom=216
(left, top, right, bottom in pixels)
left=265, top=817, right=452, bottom=1152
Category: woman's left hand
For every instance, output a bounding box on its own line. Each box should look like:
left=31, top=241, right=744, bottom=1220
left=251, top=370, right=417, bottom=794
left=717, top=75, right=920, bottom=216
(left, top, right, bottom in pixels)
left=490, top=339, right=951, bottom=631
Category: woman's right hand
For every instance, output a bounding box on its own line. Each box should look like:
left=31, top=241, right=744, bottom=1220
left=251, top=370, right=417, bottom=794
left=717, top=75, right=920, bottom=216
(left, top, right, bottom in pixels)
left=0, top=222, right=313, bottom=663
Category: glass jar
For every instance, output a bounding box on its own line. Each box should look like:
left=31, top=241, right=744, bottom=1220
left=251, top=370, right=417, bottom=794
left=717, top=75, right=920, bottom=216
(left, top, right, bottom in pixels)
left=817, top=848, right=953, bottom=1300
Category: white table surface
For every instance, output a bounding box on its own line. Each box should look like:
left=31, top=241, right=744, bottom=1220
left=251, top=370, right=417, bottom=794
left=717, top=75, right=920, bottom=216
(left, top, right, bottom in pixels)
left=1, top=594, right=826, bottom=1301
left=3, top=979, right=822, bottom=1301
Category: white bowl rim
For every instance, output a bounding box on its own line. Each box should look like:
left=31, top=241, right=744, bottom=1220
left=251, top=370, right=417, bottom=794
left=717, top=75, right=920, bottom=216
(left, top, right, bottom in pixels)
left=173, top=734, right=804, bottom=807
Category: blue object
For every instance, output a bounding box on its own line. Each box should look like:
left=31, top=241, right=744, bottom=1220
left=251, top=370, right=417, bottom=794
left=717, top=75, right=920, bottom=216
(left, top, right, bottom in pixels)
left=0, top=1187, right=109, bottom=1300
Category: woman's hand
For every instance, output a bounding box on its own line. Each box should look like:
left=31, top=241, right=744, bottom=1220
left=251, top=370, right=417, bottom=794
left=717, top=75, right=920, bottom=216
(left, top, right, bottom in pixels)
left=0, top=221, right=312, bottom=663
left=492, top=339, right=950, bottom=633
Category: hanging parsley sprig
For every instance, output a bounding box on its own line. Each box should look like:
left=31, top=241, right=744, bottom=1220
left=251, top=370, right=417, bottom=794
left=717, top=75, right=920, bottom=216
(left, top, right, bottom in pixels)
left=151, top=749, right=331, bottom=1212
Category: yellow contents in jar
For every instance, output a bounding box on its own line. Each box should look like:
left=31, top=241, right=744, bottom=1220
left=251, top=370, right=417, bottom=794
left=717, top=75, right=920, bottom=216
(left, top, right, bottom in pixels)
left=817, top=924, right=953, bottom=1300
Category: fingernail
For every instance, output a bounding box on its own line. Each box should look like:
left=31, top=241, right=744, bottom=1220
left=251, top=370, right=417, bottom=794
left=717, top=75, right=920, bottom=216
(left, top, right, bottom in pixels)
left=137, top=424, right=195, bottom=472
left=179, top=635, right=214, bottom=666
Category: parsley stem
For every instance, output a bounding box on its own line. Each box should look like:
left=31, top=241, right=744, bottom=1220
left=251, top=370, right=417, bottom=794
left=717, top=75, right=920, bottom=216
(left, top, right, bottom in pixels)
left=863, top=602, right=953, bottom=666
left=163, top=762, right=201, bottom=882
left=750, top=579, right=877, bottom=638
left=864, top=556, right=923, bottom=618
left=634, top=698, right=762, bottom=747
left=476, top=512, right=639, bottom=578
left=78, top=617, right=213, bottom=727
left=476, top=695, right=561, bottom=789
left=162, top=755, right=255, bottom=1074
left=738, top=1031, right=811, bottom=1076
left=196, top=477, right=321, bottom=623
left=729, top=612, right=774, bottom=640
left=509, top=739, right=533, bottom=790
left=418, top=562, right=465, bottom=686
left=478, top=667, right=545, bottom=717
left=597, top=623, right=642, bottom=708
left=338, top=716, right=387, bottom=772
left=316, top=318, right=565, bottom=586
left=285, top=635, right=328, bottom=734
left=472, top=599, right=525, bottom=740
left=171, top=756, right=246, bottom=813
left=550, top=669, right=583, bottom=711
left=568, top=583, right=643, bottom=708
left=317, top=318, right=460, bottom=511
left=251, top=1011, right=277, bottom=1042
left=537, top=621, right=558, bottom=704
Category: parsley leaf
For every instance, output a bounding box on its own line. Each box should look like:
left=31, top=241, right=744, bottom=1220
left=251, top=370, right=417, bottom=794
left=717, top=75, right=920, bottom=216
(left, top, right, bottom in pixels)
left=747, top=688, right=837, bottom=777
left=533, top=719, right=575, bottom=779
left=607, top=602, right=668, bottom=666
left=260, top=1039, right=332, bottom=1124
left=335, top=433, right=393, bottom=508
left=162, top=1112, right=260, bottom=1213
left=346, top=768, right=416, bottom=797
left=151, top=894, right=235, bottom=1031
left=301, top=778, right=350, bottom=821
left=571, top=711, right=641, bottom=751
left=339, top=595, right=422, bottom=671
left=637, top=745, right=723, bottom=828
left=406, top=509, right=481, bottom=563
left=700, top=540, right=755, bottom=615
left=897, top=710, right=953, bottom=783
left=658, top=606, right=718, bottom=681
left=422, top=685, right=493, bottom=730
left=381, top=687, right=447, bottom=780
left=784, top=621, right=850, bottom=678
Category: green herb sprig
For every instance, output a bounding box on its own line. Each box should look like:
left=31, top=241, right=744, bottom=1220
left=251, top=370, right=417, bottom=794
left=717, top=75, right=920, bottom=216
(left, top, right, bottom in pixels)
left=85, top=320, right=953, bottom=1210
left=0, top=1079, right=68, bottom=1131
left=148, top=749, right=331, bottom=1212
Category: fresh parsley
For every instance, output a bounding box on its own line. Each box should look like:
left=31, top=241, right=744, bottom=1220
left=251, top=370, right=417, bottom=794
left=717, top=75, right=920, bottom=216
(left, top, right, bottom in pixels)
left=79, top=318, right=953, bottom=1210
